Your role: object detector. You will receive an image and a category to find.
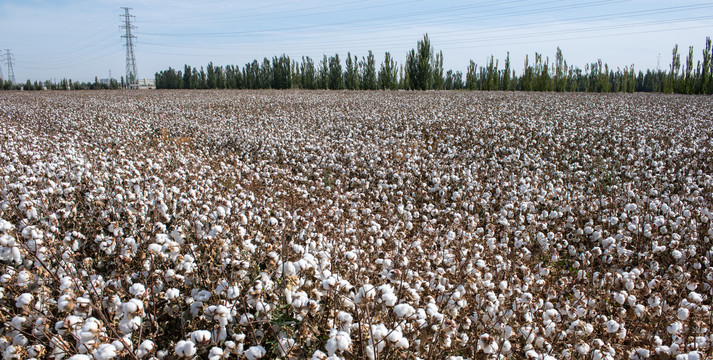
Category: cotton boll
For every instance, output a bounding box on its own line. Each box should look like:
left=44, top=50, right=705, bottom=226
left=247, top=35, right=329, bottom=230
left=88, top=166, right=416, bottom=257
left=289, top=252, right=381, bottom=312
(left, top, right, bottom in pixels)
left=137, top=340, right=155, bottom=358
left=15, top=293, right=33, bottom=309
left=68, top=355, right=92, bottom=360
left=688, top=292, right=702, bottom=303
left=380, top=291, right=397, bottom=306
left=93, top=343, right=117, bottom=360
left=677, top=308, right=689, bottom=321
left=613, top=292, right=626, bottom=305
left=209, top=347, right=224, bottom=360
left=605, top=319, right=620, bottom=333
left=165, top=288, right=180, bottom=300
left=129, top=283, right=146, bottom=297
left=477, top=334, right=498, bottom=354
left=175, top=340, right=197, bottom=358
left=393, top=303, right=416, bottom=318
left=244, top=345, right=266, bottom=360
left=667, top=322, right=683, bottom=334
left=576, top=342, right=590, bottom=355
left=191, top=330, right=212, bottom=344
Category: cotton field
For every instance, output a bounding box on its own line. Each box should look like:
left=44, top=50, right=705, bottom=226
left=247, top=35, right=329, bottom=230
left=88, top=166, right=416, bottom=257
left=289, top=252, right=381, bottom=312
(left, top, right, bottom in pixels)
left=0, top=90, right=712, bottom=360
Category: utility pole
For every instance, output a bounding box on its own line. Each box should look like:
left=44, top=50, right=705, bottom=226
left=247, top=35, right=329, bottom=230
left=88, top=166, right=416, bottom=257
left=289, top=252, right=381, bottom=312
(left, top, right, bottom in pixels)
left=4, top=49, right=16, bottom=84
left=121, top=7, right=138, bottom=89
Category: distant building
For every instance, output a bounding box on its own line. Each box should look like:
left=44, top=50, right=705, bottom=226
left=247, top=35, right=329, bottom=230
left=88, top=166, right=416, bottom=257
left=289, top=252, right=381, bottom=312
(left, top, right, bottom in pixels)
left=138, top=78, right=155, bottom=89
left=99, top=78, right=112, bottom=87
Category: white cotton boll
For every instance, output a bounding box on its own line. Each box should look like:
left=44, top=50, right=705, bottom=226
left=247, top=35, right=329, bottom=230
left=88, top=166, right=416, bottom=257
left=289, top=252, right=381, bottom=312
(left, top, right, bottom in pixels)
left=337, top=311, right=353, bottom=324
left=122, top=299, right=144, bottom=315
left=677, top=308, right=689, bottom=321
left=667, top=322, right=683, bottom=334
left=175, top=340, right=197, bottom=357
left=68, top=355, right=92, bottom=360
left=387, top=329, right=403, bottom=343
left=630, top=349, right=650, bottom=359
left=311, top=350, right=328, bottom=360
left=576, top=342, right=590, bottom=355
left=686, top=352, right=701, bottom=360
left=501, top=340, right=512, bottom=353
left=381, top=292, right=397, bottom=307
left=283, top=262, right=296, bottom=276
left=477, top=334, right=498, bottom=354
left=605, top=320, right=620, bottom=333
left=227, top=285, right=240, bottom=299
left=688, top=292, right=702, bottom=303
left=625, top=203, right=638, bottom=212
left=137, top=340, right=155, bottom=358
left=194, top=290, right=211, bottom=302
left=395, top=337, right=409, bottom=349
left=244, top=345, right=266, bottom=360
left=268, top=217, right=278, bottom=227
left=16, top=270, right=32, bottom=287
left=0, top=219, right=13, bottom=232
left=672, top=250, right=683, bottom=260
left=634, top=304, right=646, bottom=318
left=191, top=330, right=212, bottom=344
left=344, top=251, right=356, bottom=261
left=209, top=347, right=224, bottom=360
left=165, top=288, right=180, bottom=300
left=15, top=293, right=33, bottom=308
left=393, top=303, right=416, bottom=318
left=129, top=283, right=146, bottom=296
left=93, top=343, right=118, bottom=360
left=613, top=292, right=626, bottom=305
left=499, top=280, right=508, bottom=290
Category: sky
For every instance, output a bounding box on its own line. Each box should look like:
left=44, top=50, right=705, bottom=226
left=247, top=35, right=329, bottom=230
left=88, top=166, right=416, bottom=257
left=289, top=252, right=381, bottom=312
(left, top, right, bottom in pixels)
left=0, top=0, right=712, bottom=83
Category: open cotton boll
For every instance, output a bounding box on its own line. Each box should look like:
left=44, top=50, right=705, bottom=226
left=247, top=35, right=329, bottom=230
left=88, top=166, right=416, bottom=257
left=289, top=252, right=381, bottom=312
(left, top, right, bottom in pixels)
left=666, top=322, right=683, bottom=334
left=326, top=331, right=351, bottom=355
left=381, top=292, right=398, bottom=307
left=244, top=345, right=266, bottom=360
left=165, top=288, right=180, bottom=300
left=605, top=320, right=620, bottom=333
left=677, top=308, right=689, bottom=321
left=15, top=293, right=33, bottom=308
left=477, top=334, right=498, bottom=354
left=393, top=303, right=416, bottom=318
left=175, top=340, right=197, bottom=357
left=68, top=355, right=92, bottom=360
left=137, top=340, right=155, bottom=358
left=191, top=330, right=212, bottom=344
left=129, top=283, right=146, bottom=297
left=209, top=347, right=224, bottom=360
left=613, top=292, right=626, bottom=305
left=92, top=343, right=117, bottom=360
left=630, top=349, right=650, bottom=359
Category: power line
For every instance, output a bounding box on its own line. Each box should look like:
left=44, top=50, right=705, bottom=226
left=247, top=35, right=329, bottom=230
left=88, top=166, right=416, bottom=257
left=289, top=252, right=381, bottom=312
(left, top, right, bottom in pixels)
left=121, top=7, right=138, bottom=89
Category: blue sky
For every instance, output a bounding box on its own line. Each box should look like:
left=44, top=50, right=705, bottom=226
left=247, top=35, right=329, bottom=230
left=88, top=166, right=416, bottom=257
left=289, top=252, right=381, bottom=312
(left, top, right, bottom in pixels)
left=1, top=0, right=712, bottom=83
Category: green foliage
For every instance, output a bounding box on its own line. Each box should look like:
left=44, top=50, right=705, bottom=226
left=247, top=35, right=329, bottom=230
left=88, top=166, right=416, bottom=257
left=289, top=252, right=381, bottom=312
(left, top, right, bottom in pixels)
left=406, top=34, right=435, bottom=90
left=328, top=53, right=343, bottom=90
left=344, top=52, right=358, bottom=90
left=378, top=52, right=398, bottom=90
left=144, top=34, right=713, bottom=95
left=271, top=54, right=291, bottom=89
left=360, top=51, right=378, bottom=90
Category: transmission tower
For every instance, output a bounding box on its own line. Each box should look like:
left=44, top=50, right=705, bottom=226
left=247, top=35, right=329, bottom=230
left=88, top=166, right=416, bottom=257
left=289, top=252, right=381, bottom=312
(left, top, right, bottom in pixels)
left=4, top=50, right=16, bottom=84
left=121, top=7, right=138, bottom=89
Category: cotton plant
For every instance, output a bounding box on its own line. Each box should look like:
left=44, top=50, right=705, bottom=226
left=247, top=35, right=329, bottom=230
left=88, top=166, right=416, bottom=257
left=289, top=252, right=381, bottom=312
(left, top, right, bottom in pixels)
left=0, top=91, right=712, bottom=358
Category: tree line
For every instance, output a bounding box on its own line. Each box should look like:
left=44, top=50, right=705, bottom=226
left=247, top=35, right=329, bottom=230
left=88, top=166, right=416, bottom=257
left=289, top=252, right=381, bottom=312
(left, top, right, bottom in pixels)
left=154, top=35, right=712, bottom=94
left=5, top=35, right=712, bottom=94
left=2, top=77, right=121, bottom=91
